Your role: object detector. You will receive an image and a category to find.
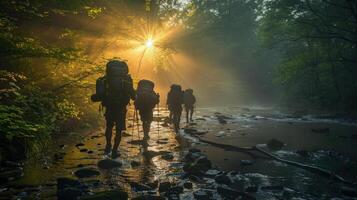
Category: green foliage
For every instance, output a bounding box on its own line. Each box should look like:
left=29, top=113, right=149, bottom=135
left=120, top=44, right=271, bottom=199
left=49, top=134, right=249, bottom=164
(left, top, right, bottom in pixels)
left=258, top=0, right=357, bottom=112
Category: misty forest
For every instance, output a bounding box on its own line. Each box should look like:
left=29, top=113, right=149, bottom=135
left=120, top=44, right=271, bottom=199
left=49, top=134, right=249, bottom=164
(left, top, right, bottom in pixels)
left=1, top=0, right=357, bottom=199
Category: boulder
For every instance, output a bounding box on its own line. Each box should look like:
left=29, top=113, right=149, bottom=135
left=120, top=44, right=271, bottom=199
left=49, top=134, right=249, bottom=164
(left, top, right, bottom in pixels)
left=57, top=177, right=80, bottom=190
left=81, top=190, right=128, bottom=200
left=267, top=138, right=284, bottom=151
left=183, top=181, right=193, bottom=189
left=193, top=190, right=210, bottom=200
left=183, top=156, right=212, bottom=175
left=159, top=182, right=172, bottom=193
left=130, top=182, right=153, bottom=191
left=57, top=187, right=83, bottom=200
left=75, top=143, right=85, bottom=147
left=132, top=195, right=165, bottom=200
left=74, top=168, right=100, bottom=178
left=215, top=174, right=232, bottom=185
left=217, top=185, right=244, bottom=198
left=131, top=161, right=140, bottom=167
left=97, top=159, right=122, bottom=169
left=161, top=153, right=174, bottom=161
left=296, top=150, right=309, bottom=157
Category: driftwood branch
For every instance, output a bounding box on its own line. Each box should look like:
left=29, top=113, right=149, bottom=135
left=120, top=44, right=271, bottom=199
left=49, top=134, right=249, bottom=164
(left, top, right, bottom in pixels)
left=197, top=137, right=355, bottom=185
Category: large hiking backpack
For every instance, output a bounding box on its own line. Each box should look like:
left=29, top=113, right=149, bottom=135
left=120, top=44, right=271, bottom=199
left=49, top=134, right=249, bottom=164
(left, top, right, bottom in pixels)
left=134, top=79, right=159, bottom=110
left=91, top=76, right=106, bottom=102
left=167, top=84, right=183, bottom=106
left=183, top=89, right=195, bottom=105
left=105, top=60, right=133, bottom=106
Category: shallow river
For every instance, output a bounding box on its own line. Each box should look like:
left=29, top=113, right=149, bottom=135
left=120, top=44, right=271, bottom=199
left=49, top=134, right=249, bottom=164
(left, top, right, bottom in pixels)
left=1, top=106, right=357, bottom=199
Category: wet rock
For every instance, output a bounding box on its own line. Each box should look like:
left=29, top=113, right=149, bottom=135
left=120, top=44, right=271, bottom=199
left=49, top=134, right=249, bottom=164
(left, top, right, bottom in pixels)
left=217, top=185, right=244, bottom=198
left=240, top=160, right=253, bottom=166
left=170, top=186, right=184, bottom=194
left=162, top=153, right=174, bottom=161
left=215, top=174, right=232, bottom=185
left=54, top=152, right=66, bottom=160
left=80, top=148, right=88, bottom=152
left=87, top=150, right=94, bottom=154
left=183, top=156, right=212, bottom=175
left=245, top=186, right=258, bottom=193
left=311, top=128, right=330, bottom=133
left=261, top=185, right=284, bottom=191
left=340, top=186, right=357, bottom=197
left=58, top=187, right=83, bottom=200
left=184, top=128, right=197, bottom=134
left=131, top=161, right=140, bottom=167
left=97, top=143, right=101, bottom=146
left=75, top=143, right=85, bottom=147
left=183, top=181, right=193, bottom=189
left=0, top=167, right=24, bottom=183
left=196, top=117, right=206, bottom=121
left=3, top=161, right=23, bottom=168
left=267, top=138, right=284, bottom=151
left=193, top=189, right=210, bottom=200
left=159, top=182, right=172, bottom=193
left=57, top=177, right=80, bottom=190
left=74, top=168, right=100, bottom=178
left=205, top=169, right=222, bottom=177
left=189, top=148, right=201, bottom=153
left=81, top=189, right=128, bottom=200
left=146, top=180, right=158, bottom=189
left=296, top=150, right=309, bottom=157
left=130, top=182, right=153, bottom=191
left=184, top=152, right=203, bottom=162
left=97, top=159, right=122, bottom=169
left=132, top=195, right=165, bottom=200
left=59, top=144, right=65, bottom=149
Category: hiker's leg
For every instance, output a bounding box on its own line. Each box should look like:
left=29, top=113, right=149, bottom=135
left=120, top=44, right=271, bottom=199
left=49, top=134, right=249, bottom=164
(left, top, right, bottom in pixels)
left=113, top=125, right=122, bottom=151
left=105, top=119, right=114, bottom=153
left=185, top=106, right=189, bottom=123
left=112, top=108, right=127, bottom=151
left=190, top=106, right=194, bottom=122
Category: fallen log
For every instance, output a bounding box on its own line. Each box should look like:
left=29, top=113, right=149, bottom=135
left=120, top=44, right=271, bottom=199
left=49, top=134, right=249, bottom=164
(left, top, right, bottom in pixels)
left=197, top=137, right=355, bottom=185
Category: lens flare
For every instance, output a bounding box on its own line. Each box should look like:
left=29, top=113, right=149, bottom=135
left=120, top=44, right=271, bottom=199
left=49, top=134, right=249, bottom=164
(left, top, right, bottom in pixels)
left=145, top=39, right=153, bottom=48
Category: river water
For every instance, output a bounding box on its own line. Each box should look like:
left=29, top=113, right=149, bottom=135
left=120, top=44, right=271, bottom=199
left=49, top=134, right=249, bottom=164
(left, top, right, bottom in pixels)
left=1, top=106, right=357, bottom=199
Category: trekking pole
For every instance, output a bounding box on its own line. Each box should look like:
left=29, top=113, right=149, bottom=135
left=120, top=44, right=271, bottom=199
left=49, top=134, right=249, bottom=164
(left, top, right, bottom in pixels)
left=135, top=109, right=140, bottom=140
left=157, top=103, right=160, bottom=142
left=131, top=106, right=135, bottom=142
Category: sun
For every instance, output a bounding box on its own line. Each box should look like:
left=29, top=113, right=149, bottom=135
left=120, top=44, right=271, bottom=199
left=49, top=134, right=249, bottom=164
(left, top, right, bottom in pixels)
left=145, top=39, right=154, bottom=48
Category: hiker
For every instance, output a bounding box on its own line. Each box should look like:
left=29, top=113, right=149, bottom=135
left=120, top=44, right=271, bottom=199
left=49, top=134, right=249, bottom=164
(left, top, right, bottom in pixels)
left=166, top=84, right=184, bottom=132
left=183, top=88, right=196, bottom=123
left=92, top=60, right=135, bottom=158
left=134, top=79, right=159, bottom=144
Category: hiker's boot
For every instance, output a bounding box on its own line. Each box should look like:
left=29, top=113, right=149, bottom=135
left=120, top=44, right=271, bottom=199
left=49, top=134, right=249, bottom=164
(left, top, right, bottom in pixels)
left=104, top=144, right=111, bottom=155
left=111, top=150, right=120, bottom=159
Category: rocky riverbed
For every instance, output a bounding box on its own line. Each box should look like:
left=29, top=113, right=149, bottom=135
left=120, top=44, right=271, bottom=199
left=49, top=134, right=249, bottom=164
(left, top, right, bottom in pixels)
left=1, top=107, right=357, bottom=199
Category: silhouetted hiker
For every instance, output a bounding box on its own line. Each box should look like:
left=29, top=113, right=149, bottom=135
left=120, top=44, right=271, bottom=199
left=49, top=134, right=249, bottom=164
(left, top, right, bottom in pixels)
left=166, top=84, right=184, bottom=132
left=134, top=80, right=159, bottom=145
left=183, top=88, right=196, bottom=123
left=92, top=60, right=135, bottom=159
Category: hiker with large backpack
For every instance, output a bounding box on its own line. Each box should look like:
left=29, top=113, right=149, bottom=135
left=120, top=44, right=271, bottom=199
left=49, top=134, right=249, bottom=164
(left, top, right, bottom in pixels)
left=134, top=80, right=159, bottom=145
left=91, top=60, right=135, bottom=158
left=183, top=88, right=196, bottom=123
left=166, top=84, right=184, bottom=133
